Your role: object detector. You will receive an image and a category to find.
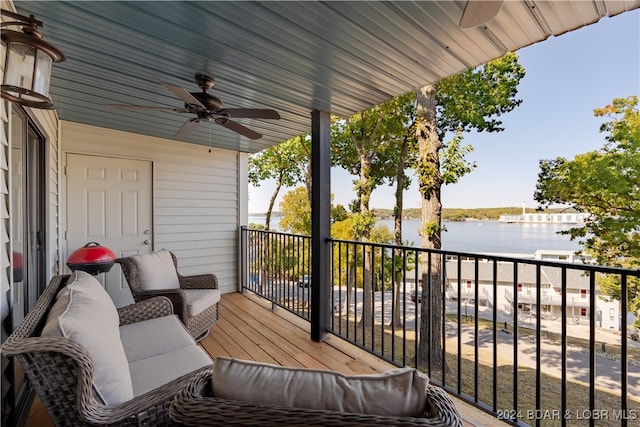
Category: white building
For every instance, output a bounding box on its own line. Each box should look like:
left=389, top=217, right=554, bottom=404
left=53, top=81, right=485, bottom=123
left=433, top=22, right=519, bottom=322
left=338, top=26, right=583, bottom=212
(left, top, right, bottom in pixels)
left=443, top=255, right=620, bottom=330
left=499, top=212, right=590, bottom=224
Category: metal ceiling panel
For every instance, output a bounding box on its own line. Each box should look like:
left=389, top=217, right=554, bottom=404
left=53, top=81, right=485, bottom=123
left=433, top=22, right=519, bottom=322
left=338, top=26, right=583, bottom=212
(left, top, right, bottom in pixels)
left=10, top=1, right=640, bottom=153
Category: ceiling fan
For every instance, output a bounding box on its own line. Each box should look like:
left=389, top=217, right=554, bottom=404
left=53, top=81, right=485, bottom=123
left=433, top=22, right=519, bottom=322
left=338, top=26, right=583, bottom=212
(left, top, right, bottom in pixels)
left=107, top=73, right=280, bottom=140
left=459, top=0, right=503, bottom=29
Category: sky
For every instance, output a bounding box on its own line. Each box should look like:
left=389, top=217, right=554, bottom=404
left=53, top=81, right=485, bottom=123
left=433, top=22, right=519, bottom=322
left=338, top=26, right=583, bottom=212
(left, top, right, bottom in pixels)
left=248, top=9, right=640, bottom=214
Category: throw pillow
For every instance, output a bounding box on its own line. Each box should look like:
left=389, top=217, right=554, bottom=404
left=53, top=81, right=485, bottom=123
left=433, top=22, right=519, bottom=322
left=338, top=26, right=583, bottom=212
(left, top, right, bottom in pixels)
left=211, top=356, right=429, bottom=417
left=131, top=250, right=180, bottom=290
left=41, top=271, right=134, bottom=405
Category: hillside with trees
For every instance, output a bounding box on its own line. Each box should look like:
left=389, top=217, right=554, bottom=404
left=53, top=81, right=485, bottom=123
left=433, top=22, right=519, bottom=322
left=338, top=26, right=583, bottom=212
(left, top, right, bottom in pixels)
left=370, top=206, right=577, bottom=221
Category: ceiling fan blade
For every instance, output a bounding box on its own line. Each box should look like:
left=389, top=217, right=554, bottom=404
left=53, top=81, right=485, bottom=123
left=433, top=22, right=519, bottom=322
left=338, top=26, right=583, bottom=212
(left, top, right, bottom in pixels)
left=175, top=118, right=201, bottom=139
left=224, top=108, right=281, bottom=119
left=106, top=104, right=189, bottom=113
left=216, top=118, right=262, bottom=140
left=459, top=0, right=503, bottom=29
left=161, top=82, right=206, bottom=108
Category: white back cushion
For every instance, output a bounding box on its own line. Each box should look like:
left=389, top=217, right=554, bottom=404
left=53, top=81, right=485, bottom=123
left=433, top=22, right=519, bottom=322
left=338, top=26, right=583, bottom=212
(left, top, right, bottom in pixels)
left=132, top=250, right=180, bottom=290
left=41, top=271, right=134, bottom=405
left=211, top=357, right=429, bottom=417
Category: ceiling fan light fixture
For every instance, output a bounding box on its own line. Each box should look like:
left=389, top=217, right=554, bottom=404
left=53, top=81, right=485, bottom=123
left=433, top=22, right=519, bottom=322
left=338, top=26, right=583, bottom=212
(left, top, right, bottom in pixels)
left=459, top=0, right=503, bottom=29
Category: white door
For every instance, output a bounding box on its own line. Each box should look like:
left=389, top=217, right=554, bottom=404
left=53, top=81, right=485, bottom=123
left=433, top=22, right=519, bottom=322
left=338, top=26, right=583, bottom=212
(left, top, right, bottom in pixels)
left=67, top=154, right=153, bottom=307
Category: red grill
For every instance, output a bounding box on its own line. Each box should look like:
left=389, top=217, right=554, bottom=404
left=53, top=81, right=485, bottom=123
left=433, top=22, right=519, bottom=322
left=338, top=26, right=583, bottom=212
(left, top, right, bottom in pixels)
left=67, top=242, right=116, bottom=275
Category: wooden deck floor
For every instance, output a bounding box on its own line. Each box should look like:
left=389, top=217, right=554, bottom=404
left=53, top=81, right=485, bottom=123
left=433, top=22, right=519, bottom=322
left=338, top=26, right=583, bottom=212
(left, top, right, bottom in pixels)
left=202, top=292, right=499, bottom=427
left=26, top=291, right=500, bottom=426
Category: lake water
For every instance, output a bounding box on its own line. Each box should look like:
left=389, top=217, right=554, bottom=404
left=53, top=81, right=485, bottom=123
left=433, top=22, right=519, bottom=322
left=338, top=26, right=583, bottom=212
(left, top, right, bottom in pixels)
left=248, top=217, right=582, bottom=255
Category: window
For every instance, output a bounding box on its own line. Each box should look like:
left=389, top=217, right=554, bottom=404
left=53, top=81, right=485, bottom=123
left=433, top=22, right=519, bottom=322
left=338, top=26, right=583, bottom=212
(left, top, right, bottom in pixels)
left=3, top=106, right=47, bottom=426
left=610, top=308, right=616, bottom=321
left=581, top=289, right=587, bottom=299
left=10, top=108, right=46, bottom=327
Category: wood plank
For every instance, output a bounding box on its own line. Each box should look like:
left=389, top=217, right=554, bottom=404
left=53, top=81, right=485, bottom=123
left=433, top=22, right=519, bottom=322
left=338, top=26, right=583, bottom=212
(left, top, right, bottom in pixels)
left=217, top=293, right=373, bottom=374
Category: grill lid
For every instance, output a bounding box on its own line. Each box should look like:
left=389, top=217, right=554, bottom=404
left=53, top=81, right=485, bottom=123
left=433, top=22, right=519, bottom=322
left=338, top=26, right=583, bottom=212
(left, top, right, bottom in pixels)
left=67, top=242, right=116, bottom=274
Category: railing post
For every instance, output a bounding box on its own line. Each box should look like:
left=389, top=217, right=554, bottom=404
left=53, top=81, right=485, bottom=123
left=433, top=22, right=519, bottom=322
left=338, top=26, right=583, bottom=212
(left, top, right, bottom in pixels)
left=240, top=226, right=247, bottom=293
left=311, top=109, right=331, bottom=342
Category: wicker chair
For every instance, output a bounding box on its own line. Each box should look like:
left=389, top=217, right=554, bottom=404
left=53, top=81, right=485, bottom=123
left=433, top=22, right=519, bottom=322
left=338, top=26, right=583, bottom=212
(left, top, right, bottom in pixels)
left=1, top=275, right=212, bottom=426
left=170, top=369, right=463, bottom=426
left=116, top=251, right=219, bottom=340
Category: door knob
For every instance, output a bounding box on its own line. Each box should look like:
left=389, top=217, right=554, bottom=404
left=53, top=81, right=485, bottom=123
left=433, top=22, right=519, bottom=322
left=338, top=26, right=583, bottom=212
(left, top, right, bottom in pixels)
left=144, top=229, right=151, bottom=235
left=144, top=240, right=151, bottom=245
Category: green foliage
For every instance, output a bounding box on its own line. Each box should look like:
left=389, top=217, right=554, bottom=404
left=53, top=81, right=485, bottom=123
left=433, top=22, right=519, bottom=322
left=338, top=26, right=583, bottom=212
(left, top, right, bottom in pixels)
left=370, top=224, right=394, bottom=244
left=440, top=131, right=477, bottom=185
left=416, top=53, right=524, bottom=196
left=420, top=220, right=442, bottom=239
left=435, top=52, right=526, bottom=139
left=350, top=212, right=376, bottom=239
left=279, top=188, right=349, bottom=236
left=535, top=96, right=640, bottom=320
left=248, top=136, right=306, bottom=187
left=330, top=219, right=415, bottom=291
left=332, top=204, right=349, bottom=223
left=249, top=135, right=309, bottom=228
left=331, top=94, right=415, bottom=222
left=535, top=96, right=640, bottom=265
left=278, top=186, right=312, bottom=235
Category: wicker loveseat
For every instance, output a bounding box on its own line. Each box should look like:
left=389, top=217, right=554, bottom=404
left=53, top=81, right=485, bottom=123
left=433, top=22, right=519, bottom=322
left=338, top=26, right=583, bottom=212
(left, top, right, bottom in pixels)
left=170, top=358, right=463, bottom=427
left=1, top=273, right=213, bottom=426
left=116, top=250, right=220, bottom=340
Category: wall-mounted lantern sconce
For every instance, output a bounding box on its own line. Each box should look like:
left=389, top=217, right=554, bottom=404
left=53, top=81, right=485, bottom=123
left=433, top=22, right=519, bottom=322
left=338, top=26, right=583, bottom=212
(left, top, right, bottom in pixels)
left=1, top=9, right=65, bottom=109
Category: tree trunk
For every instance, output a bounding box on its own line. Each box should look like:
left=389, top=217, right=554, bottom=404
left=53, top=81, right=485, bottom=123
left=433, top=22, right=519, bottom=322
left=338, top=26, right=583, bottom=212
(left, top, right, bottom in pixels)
left=359, top=155, right=374, bottom=327
left=265, top=180, right=282, bottom=231
left=261, top=179, right=283, bottom=294
left=416, top=85, right=445, bottom=374
left=391, top=133, right=410, bottom=329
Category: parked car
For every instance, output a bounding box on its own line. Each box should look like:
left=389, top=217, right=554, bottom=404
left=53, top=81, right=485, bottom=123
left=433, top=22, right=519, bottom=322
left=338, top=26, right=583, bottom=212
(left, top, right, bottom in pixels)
left=297, top=275, right=311, bottom=288
left=411, top=288, right=422, bottom=303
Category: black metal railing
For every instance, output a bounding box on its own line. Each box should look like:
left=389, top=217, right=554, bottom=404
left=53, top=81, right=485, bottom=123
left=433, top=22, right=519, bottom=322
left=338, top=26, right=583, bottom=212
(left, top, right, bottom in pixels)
left=241, top=227, right=640, bottom=426
left=241, top=227, right=313, bottom=319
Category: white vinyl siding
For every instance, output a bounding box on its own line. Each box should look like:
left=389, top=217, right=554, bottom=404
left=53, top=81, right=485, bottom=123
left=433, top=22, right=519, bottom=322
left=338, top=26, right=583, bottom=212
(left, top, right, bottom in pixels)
left=30, top=108, right=62, bottom=279
left=61, top=121, right=241, bottom=294
left=1, top=100, right=9, bottom=321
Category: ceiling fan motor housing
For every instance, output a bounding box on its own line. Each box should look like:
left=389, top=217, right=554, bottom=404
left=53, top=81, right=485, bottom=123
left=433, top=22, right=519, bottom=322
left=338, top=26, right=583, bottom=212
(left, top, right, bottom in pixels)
left=190, top=91, right=224, bottom=111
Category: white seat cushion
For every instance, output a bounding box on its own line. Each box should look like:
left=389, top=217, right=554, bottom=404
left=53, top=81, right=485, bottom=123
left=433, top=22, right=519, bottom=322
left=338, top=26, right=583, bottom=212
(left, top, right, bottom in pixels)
left=119, top=314, right=196, bottom=362
left=131, top=250, right=180, bottom=290
left=129, top=345, right=212, bottom=396
left=211, top=357, right=429, bottom=417
left=184, top=289, right=221, bottom=317
left=41, top=271, right=133, bottom=405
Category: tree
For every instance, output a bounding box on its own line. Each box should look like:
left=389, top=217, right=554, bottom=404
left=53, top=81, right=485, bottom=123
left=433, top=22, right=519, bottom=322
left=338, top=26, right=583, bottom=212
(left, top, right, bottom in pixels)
left=279, top=186, right=312, bottom=235
left=248, top=135, right=308, bottom=229
left=332, top=96, right=410, bottom=326
left=535, top=96, right=640, bottom=321
left=415, top=52, right=525, bottom=372
left=383, top=92, right=419, bottom=328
